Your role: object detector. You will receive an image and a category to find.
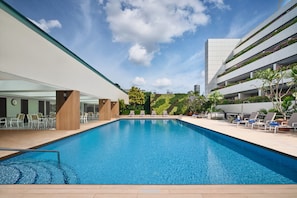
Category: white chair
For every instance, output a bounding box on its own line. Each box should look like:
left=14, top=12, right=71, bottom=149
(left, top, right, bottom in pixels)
left=163, top=110, right=168, bottom=117
left=37, top=117, right=47, bottom=129
left=80, top=113, right=88, bottom=123
left=30, top=114, right=39, bottom=129
left=27, top=114, right=33, bottom=128
left=30, top=114, right=46, bottom=129
left=10, top=113, right=25, bottom=128
left=0, top=117, right=7, bottom=128
left=48, top=117, right=56, bottom=128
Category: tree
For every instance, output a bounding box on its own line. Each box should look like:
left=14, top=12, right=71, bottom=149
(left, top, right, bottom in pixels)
left=255, top=66, right=296, bottom=119
left=207, top=91, right=223, bottom=112
left=118, top=99, right=126, bottom=114
left=128, top=86, right=145, bottom=108
left=187, top=91, right=206, bottom=113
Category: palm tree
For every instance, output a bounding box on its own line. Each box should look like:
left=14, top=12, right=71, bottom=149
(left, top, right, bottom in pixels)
left=207, top=91, right=223, bottom=112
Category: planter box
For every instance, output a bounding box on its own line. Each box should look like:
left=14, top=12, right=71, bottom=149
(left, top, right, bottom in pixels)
left=209, top=112, right=225, bottom=120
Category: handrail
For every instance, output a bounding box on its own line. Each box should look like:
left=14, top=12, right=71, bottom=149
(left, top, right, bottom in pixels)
left=0, top=147, right=60, bottom=163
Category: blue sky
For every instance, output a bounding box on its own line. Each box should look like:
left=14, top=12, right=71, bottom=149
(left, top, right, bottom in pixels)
left=4, top=0, right=282, bottom=94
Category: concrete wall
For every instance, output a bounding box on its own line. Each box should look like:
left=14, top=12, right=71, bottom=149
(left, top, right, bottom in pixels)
left=205, top=39, right=240, bottom=95
left=217, top=102, right=274, bottom=115
left=5, top=97, right=46, bottom=118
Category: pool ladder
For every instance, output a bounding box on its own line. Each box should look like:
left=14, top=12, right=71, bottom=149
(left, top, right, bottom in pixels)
left=0, top=147, right=61, bottom=163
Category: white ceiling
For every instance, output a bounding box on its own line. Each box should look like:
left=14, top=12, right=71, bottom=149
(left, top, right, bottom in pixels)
left=0, top=5, right=128, bottom=104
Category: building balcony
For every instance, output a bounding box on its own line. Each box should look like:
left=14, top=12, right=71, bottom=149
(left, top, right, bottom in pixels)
left=217, top=42, right=297, bottom=84
left=226, top=23, right=297, bottom=70
left=234, top=5, right=297, bottom=54
left=216, top=79, right=262, bottom=96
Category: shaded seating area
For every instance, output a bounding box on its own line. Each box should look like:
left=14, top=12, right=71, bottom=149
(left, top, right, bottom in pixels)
left=1, top=113, right=57, bottom=130
left=27, top=114, right=55, bottom=129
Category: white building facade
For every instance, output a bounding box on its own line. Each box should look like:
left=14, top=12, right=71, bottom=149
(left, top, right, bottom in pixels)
left=205, top=0, right=297, bottom=99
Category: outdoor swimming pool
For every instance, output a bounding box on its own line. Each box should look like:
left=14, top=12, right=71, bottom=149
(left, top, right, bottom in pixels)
left=1, top=119, right=297, bottom=184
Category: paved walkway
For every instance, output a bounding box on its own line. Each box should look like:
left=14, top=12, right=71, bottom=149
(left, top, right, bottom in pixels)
left=181, top=116, right=297, bottom=158
left=0, top=116, right=297, bottom=197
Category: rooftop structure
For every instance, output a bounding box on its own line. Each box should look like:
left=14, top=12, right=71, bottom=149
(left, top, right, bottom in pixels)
left=205, top=0, right=297, bottom=99
left=0, top=1, right=128, bottom=129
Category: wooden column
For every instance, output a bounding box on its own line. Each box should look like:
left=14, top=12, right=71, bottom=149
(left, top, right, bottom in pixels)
left=99, top=99, right=111, bottom=120
left=56, top=90, right=80, bottom=130
left=111, top=101, right=119, bottom=118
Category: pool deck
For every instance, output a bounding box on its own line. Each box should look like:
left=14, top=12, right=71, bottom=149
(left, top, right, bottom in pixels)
left=0, top=116, right=297, bottom=197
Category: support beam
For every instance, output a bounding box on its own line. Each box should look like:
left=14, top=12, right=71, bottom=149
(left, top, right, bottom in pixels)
left=111, top=101, right=119, bottom=118
left=99, top=99, right=111, bottom=120
left=56, top=90, right=80, bottom=130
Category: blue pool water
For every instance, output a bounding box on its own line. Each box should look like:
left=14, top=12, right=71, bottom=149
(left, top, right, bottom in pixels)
left=1, top=119, right=297, bottom=184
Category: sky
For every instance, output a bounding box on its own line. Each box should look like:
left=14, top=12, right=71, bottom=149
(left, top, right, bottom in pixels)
left=4, top=0, right=283, bottom=94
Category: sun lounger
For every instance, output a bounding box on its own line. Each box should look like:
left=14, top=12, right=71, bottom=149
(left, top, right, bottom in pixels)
left=140, top=110, right=145, bottom=116
left=270, top=113, right=297, bottom=133
left=129, top=110, right=135, bottom=117
left=151, top=110, right=156, bottom=116
left=251, top=112, right=276, bottom=130
left=235, top=112, right=259, bottom=127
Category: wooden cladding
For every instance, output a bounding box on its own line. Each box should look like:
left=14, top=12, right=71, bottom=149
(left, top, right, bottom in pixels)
left=99, top=99, right=111, bottom=120
left=111, top=101, right=119, bottom=118
left=56, top=90, right=80, bottom=130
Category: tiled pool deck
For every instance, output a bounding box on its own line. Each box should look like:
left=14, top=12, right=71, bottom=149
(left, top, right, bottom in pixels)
left=0, top=116, right=297, bottom=197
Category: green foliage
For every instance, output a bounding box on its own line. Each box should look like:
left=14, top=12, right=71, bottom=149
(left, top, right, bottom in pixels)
left=150, top=94, right=188, bottom=115
left=255, top=67, right=295, bottom=119
left=207, top=91, right=223, bottom=112
left=152, top=98, right=166, bottom=108
left=258, top=108, right=268, bottom=114
left=119, top=99, right=126, bottom=113
left=128, top=86, right=145, bottom=106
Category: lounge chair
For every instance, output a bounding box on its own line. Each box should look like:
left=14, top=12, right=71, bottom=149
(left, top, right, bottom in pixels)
left=236, top=112, right=259, bottom=127
left=140, top=110, right=145, bottom=116
left=162, top=110, right=168, bottom=117
left=197, top=112, right=208, bottom=118
left=151, top=110, right=156, bottom=116
left=129, top=110, right=135, bottom=117
left=270, top=113, right=297, bottom=133
left=251, top=112, right=276, bottom=130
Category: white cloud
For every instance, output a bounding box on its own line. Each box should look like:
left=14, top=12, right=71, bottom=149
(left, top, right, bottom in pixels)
left=226, top=13, right=265, bottom=38
left=204, top=0, right=230, bottom=10
left=132, top=76, right=146, bottom=86
left=30, top=18, right=62, bottom=33
left=128, top=44, right=154, bottom=66
left=153, top=78, right=172, bottom=88
left=103, top=0, right=210, bottom=66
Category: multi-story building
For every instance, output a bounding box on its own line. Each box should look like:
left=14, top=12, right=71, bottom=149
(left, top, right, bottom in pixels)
left=205, top=0, right=297, bottom=100
left=194, top=84, right=200, bottom=94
